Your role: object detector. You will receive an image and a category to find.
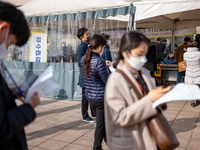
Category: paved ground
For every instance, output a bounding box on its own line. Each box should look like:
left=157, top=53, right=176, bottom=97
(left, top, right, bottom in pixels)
left=17, top=97, right=200, bottom=150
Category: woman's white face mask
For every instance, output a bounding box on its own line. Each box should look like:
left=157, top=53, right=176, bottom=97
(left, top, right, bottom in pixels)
left=0, top=29, right=9, bottom=62
left=107, top=40, right=111, bottom=45
left=100, top=46, right=104, bottom=56
left=124, top=52, right=147, bottom=70
left=169, top=54, right=174, bottom=58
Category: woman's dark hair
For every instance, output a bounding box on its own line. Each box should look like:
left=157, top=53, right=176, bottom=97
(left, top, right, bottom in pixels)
left=101, top=33, right=110, bottom=40
left=0, top=2, right=30, bottom=46
left=187, top=40, right=197, bottom=47
left=77, top=27, right=88, bottom=40
left=113, top=31, right=149, bottom=68
left=84, top=34, right=106, bottom=77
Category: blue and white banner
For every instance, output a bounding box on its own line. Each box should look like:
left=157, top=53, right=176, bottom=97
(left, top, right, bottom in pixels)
left=29, top=28, right=47, bottom=62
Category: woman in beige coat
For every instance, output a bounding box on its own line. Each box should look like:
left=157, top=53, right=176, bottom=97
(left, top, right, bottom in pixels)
left=105, top=31, right=170, bottom=150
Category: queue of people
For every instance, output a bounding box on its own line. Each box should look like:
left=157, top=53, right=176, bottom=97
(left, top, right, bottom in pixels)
left=76, top=30, right=175, bottom=150
left=1, top=1, right=200, bottom=150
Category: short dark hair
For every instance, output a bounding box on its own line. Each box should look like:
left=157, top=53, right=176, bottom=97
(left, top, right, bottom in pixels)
left=162, top=39, right=167, bottom=42
left=156, top=38, right=161, bottom=41
left=101, top=33, right=110, bottom=40
left=184, top=37, right=191, bottom=42
left=0, top=2, right=30, bottom=46
left=77, top=27, right=88, bottom=40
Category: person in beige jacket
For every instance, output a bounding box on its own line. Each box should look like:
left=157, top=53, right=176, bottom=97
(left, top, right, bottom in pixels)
left=105, top=31, right=170, bottom=150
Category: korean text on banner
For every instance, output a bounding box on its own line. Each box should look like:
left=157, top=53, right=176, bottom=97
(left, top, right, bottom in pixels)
left=29, top=28, right=47, bottom=62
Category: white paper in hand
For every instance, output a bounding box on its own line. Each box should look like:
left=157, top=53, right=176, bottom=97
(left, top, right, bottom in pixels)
left=25, top=66, right=59, bottom=104
left=109, top=64, right=116, bottom=73
left=153, top=83, right=200, bottom=108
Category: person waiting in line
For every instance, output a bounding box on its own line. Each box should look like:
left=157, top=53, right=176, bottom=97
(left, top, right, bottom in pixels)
left=156, top=37, right=161, bottom=46
left=156, top=39, right=167, bottom=63
left=101, top=33, right=112, bottom=62
left=105, top=31, right=170, bottom=150
left=144, top=39, right=157, bottom=78
left=0, top=2, right=40, bottom=149
left=156, top=38, right=166, bottom=54
left=175, top=37, right=191, bottom=84
left=184, top=41, right=200, bottom=107
left=195, top=34, right=200, bottom=49
left=76, top=27, right=95, bottom=123
left=81, top=34, right=111, bottom=150
left=164, top=51, right=177, bottom=64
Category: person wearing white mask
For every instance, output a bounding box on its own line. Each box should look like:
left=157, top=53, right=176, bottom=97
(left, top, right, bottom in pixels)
left=164, top=51, right=177, bottom=65
left=105, top=31, right=170, bottom=150
left=0, top=2, right=40, bottom=150
left=101, top=33, right=112, bottom=62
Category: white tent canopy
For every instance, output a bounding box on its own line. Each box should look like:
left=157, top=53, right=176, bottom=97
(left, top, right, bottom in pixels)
left=134, top=0, right=200, bottom=30
left=19, top=0, right=140, bottom=16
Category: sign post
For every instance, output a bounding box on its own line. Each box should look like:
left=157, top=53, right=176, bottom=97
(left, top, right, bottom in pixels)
left=154, top=65, right=162, bottom=78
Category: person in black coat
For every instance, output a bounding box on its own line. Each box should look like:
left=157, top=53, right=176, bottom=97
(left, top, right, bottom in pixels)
left=101, top=33, right=112, bottom=62
left=76, top=27, right=95, bottom=123
left=0, top=2, right=40, bottom=150
left=144, top=41, right=157, bottom=77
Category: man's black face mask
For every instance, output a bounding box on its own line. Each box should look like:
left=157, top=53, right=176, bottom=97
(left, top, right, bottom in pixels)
left=87, top=36, right=91, bottom=43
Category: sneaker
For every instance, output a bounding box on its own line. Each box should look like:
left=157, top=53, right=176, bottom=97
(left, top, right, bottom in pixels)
left=83, top=116, right=95, bottom=123
left=196, top=101, right=200, bottom=106
left=191, top=103, right=196, bottom=107
left=91, top=116, right=96, bottom=119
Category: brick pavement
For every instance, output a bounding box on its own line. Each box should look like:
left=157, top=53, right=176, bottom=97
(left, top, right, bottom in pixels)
left=17, top=97, right=200, bottom=150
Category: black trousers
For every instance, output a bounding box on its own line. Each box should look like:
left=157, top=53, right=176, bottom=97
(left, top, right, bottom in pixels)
left=82, top=88, right=95, bottom=119
left=87, top=98, right=106, bottom=150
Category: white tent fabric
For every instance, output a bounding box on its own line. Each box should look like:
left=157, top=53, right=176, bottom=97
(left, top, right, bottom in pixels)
left=19, top=0, right=140, bottom=16
left=2, top=0, right=32, bottom=6
left=134, top=0, right=200, bottom=30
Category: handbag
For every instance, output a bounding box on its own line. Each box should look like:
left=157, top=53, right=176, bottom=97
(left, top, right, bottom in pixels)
left=178, top=61, right=186, bottom=72
left=116, top=69, right=179, bottom=150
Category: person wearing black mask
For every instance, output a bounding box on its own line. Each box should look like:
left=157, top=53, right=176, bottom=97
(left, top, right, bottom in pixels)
left=76, top=27, right=95, bottom=123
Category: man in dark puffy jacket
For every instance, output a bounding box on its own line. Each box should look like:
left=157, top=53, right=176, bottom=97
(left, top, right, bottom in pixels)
left=101, top=33, right=112, bottom=62
left=0, top=2, right=40, bottom=150
left=76, top=27, right=95, bottom=123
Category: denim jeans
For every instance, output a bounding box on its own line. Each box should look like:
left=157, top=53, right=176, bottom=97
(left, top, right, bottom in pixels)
left=176, top=70, right=185, bottom=84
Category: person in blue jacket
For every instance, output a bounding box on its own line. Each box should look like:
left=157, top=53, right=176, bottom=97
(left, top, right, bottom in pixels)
left=81, top=34, right=110, bottom=150
left=76, top=27, right=95, bottom=123
left=101, top=33, right=112, bottom=61
left=164, top=51, right=177, bottom=64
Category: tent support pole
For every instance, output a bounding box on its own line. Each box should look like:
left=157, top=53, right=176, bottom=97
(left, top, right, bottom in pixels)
left=134, top=21, right=137, bottom=30
left=171, top=21, right=175, bottom=53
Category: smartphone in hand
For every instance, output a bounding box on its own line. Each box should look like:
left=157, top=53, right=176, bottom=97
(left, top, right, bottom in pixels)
left=21, top=74, right=38, bottom=93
